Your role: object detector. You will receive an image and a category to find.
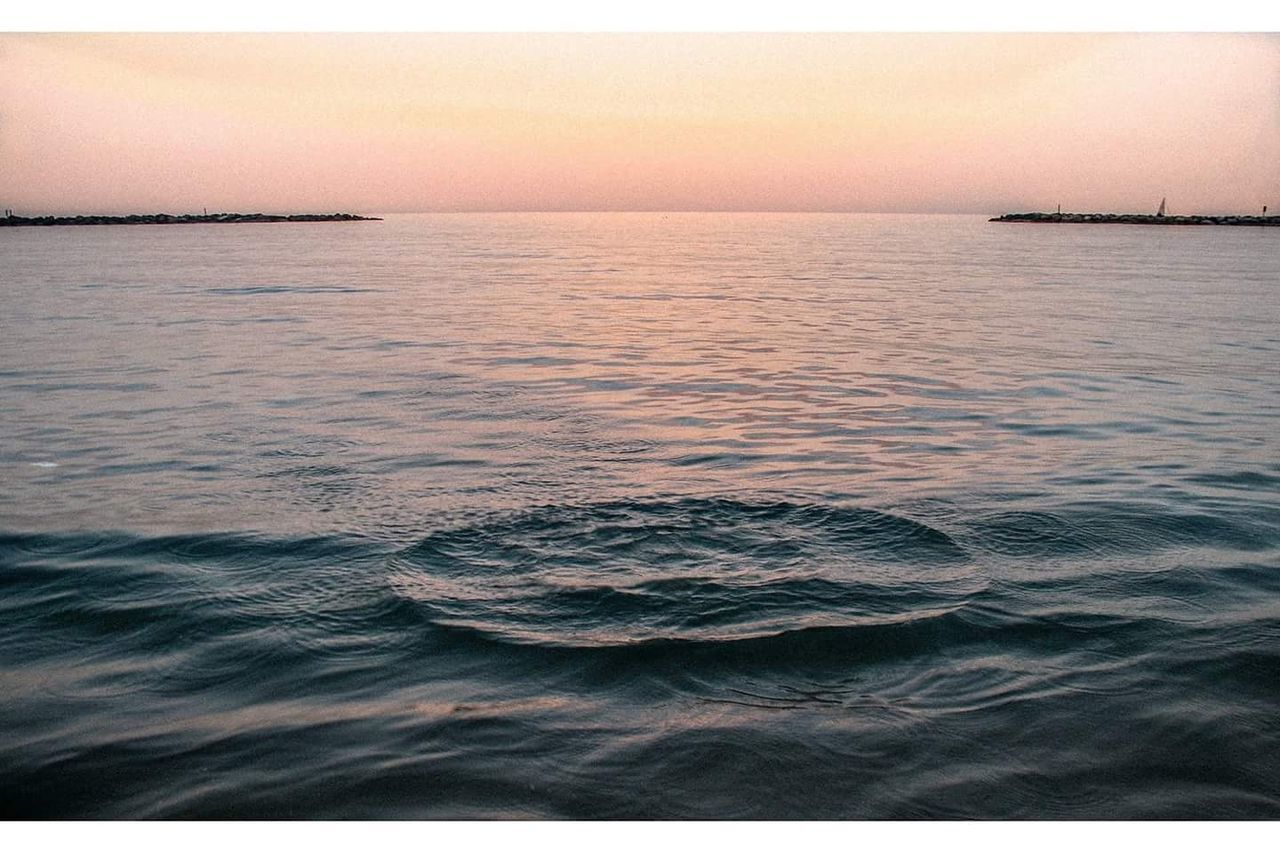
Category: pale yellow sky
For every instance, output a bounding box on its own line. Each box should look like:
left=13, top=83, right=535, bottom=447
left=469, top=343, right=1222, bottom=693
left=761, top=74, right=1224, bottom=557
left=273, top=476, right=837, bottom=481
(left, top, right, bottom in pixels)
left=2, top=33, right=1277, bottom=214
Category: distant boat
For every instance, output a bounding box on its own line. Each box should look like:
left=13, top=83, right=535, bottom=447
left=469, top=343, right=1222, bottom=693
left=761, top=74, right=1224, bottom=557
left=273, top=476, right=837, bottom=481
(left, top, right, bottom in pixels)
left=1156, top=197, right=1167, bottom=217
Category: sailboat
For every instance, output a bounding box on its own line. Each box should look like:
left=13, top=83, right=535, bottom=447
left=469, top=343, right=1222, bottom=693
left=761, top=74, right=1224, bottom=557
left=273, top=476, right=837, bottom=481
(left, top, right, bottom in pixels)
left=1156, top=197, right=1167, bottom=218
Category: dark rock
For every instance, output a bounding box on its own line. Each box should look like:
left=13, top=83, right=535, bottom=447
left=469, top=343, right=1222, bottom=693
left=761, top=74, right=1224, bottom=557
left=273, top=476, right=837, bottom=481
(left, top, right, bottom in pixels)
left=990, top=211, right=1277, bottom=227
left=0, top=212, right=382, bottom=228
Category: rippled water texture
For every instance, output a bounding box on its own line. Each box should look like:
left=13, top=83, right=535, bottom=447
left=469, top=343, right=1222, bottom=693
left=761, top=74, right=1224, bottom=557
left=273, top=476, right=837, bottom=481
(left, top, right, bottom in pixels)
left=2, top=214, right=1278, bottom=817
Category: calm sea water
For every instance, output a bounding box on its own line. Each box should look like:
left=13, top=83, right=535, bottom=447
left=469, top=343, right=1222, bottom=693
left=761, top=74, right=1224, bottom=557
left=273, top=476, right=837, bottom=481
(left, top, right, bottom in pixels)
left=2, top=213, right=1278, bottom=818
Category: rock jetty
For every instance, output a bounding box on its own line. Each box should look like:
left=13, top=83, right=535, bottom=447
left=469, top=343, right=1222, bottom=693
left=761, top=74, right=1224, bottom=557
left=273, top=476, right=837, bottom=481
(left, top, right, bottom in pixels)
left=991, top=212, right=1276, bottom=227
left=0, top=212, right=381, bottom=227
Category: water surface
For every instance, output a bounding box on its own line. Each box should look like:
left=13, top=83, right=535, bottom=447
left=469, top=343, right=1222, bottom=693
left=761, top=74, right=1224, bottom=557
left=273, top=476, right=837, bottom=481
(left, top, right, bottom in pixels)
left=2, top=214, right=1278, bottom=817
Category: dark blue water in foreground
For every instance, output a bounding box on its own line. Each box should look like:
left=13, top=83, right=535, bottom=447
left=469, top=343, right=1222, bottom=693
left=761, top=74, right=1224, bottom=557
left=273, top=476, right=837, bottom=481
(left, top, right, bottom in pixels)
left=2, top=214, right=1278, bottom=818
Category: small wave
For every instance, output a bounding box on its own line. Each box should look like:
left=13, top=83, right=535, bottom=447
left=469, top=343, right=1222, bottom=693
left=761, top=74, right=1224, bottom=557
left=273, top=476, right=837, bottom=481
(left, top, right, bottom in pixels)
left=1184, top=470, right=1280, bottom=491
left=962, top=504, right=1278, bottom=558
left=203, top=285, right=380, bottom=295
left=388, top=497, right=983, bottom=648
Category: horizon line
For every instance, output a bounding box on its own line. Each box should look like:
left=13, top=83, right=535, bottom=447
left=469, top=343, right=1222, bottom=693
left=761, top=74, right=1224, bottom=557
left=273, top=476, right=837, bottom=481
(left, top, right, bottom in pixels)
left=10, top=208, right=1243, bottom=217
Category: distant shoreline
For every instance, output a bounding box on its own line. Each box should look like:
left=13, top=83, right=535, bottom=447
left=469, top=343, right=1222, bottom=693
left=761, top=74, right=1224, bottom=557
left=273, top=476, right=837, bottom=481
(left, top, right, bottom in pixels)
left=991, top=212, right=1276, bottom=227
left=0, top=213, right=382, bottom=228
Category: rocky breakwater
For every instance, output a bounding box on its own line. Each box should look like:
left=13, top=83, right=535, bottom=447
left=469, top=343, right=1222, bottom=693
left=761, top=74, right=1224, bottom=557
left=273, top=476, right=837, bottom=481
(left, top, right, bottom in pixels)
left=991, top=212, right=1277, bottom=227
left=0, top=212, right=382, bottom=227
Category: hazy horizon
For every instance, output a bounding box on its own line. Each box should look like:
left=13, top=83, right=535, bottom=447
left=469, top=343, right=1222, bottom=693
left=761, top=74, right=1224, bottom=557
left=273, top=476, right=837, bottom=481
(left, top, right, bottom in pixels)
left=3, top=33, right=1278, bottom=216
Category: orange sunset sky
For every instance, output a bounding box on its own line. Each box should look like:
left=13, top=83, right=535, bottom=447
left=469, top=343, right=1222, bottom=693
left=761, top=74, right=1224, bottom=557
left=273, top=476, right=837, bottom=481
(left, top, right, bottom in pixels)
left=1, top=32, right=1277, bottom=215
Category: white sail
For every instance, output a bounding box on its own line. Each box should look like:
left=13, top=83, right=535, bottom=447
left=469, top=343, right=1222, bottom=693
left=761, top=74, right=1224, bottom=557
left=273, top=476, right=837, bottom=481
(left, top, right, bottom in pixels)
left=1157, top=197, right=1167, bottom=217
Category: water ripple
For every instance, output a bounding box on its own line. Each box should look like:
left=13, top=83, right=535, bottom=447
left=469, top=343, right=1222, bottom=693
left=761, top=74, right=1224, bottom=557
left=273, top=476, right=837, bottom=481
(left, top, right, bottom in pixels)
left=389, top=497, right=983, bottom=647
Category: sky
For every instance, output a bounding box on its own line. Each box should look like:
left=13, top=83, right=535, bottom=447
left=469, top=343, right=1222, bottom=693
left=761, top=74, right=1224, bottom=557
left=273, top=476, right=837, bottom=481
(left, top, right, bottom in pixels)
left=1, top=33, right=1277, bottom=215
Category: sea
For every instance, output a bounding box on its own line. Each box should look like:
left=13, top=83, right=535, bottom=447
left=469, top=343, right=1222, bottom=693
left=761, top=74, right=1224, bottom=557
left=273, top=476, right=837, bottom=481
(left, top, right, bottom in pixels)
left=1, top=213, right=1278, bottom=818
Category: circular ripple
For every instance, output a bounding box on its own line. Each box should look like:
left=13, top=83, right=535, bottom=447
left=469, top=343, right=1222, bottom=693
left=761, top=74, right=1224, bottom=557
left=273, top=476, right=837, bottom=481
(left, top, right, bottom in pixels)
left=388, top=497, right=984, bottom=647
